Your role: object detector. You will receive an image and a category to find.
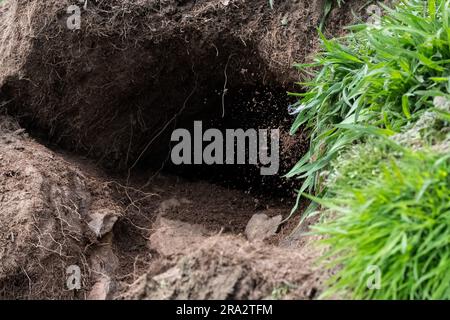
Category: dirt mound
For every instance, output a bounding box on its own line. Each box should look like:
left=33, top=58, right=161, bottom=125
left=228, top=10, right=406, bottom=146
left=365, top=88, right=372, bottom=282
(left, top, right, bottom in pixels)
left=0, top=116, right=122, bottom=299
left=122, top=225, right=326, bottom=300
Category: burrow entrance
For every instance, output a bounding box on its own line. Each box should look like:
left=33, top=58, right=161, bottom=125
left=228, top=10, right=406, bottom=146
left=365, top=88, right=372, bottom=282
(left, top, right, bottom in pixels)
left=3, top=37, right=308, bottom=200
left=133, top=82, right=305, bottom=198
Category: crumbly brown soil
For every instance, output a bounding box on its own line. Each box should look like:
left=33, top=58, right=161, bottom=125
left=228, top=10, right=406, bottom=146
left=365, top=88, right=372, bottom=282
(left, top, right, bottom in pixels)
left=121, top=233, right=327, bottom=300
left=0, top=115, right=328, bottom=299
left=0, top=116, right=122, bottom=299
left=0, top=0, right=367, bottom=300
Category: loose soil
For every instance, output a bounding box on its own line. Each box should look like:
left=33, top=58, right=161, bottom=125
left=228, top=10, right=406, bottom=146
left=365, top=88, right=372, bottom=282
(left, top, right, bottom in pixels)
left=0, top=115, right=328, bottom=299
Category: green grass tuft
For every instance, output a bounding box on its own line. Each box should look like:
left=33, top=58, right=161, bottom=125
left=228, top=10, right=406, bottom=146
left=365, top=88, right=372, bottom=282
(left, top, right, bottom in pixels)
left=288, top=0, right=450, bottom=203
left=310, top=142, right=450, bottom=299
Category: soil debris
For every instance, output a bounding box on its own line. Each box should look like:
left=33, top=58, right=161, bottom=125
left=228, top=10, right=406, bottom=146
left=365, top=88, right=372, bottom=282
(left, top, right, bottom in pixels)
left=245, top=213, right=283, bottom=242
